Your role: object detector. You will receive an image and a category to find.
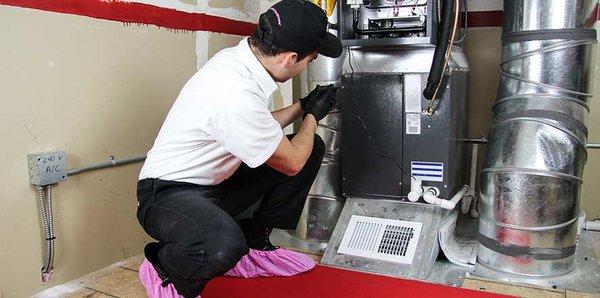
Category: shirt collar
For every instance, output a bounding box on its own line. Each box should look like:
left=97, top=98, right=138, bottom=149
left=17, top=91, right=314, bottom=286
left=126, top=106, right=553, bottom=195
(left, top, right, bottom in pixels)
left=236, top=38, right=278, bottom=98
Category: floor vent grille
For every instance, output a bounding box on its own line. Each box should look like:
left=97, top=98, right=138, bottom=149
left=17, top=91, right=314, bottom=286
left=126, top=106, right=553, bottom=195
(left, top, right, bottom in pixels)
left=337, top=215, right=422, bottom=264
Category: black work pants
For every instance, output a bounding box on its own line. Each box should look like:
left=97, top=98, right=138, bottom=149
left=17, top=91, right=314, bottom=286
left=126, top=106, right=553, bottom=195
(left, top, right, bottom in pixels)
left=136, top=134, right=325, bottom=297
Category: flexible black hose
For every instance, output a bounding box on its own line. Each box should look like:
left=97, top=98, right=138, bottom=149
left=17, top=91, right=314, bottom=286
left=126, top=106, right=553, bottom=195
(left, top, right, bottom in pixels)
left=423, top=0, right=455, bottom=100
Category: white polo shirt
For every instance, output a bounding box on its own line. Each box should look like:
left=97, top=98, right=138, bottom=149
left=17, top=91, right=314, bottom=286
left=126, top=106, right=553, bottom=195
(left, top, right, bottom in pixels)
left=139, top=38, right=284, bottom=185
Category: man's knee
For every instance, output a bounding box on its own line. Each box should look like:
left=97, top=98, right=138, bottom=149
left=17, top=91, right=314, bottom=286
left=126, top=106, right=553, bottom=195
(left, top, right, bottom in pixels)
left=213, top=234, right=248, bottom=272
left=165, top=221, right=248, bottom=280
left=202, top=222, right=248, bottom=276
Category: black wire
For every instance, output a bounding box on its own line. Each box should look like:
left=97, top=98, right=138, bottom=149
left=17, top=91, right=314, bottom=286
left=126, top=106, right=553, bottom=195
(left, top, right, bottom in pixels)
left=346, top=47, right=415, bottom=180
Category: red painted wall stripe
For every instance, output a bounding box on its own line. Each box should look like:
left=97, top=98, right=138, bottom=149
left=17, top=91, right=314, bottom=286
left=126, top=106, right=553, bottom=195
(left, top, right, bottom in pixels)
left=0, top=0, right=596, bottom=32
left=466, top=10, right=503, bottom=28
left=0, top=0, right=258, bottom=35
left=584, top=2, right=599, bottom=28
left=467, top=7, right=599, bottom=29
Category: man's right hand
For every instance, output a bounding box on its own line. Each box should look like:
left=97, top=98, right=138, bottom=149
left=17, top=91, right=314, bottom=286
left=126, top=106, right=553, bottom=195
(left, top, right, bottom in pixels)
left=299, top=85, right=325, bottom=111
left=304, top=84, right=337, bottom=122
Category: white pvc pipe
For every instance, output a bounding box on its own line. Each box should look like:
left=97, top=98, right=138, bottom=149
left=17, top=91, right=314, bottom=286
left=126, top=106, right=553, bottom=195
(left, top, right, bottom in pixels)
left=447, top=185, right=470, bottom=209
left=422, top=187, right=441, bottom=205
left=408, top=177, right=423, bottom=202
left=469, top=143, right=480, bottom=218
left=462, top=143, right=479, bottom=214
left=423, top=185, right=470, bottom=210
left=585, top=220, right=600, bottom=231
left=408, top=176, right=470, bottom=210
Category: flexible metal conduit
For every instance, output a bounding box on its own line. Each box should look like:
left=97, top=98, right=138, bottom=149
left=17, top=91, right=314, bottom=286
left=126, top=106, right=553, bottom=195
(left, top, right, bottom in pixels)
left=477, top=0, right=597, bottom=277
left=35, top=155, right=145, bottom=282
left=37, top=185, right=55, bottom=282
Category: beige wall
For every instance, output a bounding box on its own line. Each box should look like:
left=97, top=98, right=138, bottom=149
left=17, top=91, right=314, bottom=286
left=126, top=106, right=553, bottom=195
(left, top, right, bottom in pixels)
left=463, top=27, right=600, bottom=219
left=0, top=5, right=225, bottom=297
left=0, top=1, right=290, bottom=296
left=581, top=43, right=600, bottom=220
left=1, top=2, right=596, bottom=297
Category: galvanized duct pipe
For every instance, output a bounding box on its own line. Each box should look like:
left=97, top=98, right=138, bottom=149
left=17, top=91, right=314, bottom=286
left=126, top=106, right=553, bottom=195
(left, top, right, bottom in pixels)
left=293, top=1, right=344, bottom=243
left=477, top=0, right=596, bottom=277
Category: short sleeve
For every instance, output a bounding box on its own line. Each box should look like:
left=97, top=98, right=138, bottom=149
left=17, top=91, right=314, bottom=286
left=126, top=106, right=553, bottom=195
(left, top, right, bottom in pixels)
left=211, top=89, right=283, bottom=168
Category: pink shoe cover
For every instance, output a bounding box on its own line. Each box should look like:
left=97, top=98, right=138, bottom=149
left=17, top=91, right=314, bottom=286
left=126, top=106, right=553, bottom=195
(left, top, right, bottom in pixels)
left=224, top=248, right=316, bottom=278
left=139, top=258, right=198, bottom=298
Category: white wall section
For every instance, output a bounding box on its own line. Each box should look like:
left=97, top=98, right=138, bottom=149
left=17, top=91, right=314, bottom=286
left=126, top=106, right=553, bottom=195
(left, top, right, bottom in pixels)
left=467, top=0, right=502, bottom=11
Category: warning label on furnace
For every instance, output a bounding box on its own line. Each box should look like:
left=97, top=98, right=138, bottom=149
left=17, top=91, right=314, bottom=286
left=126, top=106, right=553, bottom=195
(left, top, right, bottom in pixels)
left=406, top=113, right=421, bottom=135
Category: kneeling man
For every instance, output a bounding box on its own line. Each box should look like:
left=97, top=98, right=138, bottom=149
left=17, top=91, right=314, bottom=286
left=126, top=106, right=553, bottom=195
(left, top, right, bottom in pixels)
left=136, top=0, right=342, bottom=296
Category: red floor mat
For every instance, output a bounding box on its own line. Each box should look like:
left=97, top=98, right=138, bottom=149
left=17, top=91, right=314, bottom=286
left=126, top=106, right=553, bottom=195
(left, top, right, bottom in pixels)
left=203, top=265, right=511, bottom=298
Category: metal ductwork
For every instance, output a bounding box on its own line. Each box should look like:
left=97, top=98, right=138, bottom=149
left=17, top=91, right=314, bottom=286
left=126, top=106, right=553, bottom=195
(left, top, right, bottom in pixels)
left=478, top=0, right=596, bottom=276
left=292, top=0, right=344, bottom=246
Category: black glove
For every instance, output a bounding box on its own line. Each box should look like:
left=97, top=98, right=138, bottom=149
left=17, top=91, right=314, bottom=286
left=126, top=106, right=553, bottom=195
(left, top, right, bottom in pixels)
left=304, top=84, right=337, bottom=122
left=299, top=85, right=327, bottom=110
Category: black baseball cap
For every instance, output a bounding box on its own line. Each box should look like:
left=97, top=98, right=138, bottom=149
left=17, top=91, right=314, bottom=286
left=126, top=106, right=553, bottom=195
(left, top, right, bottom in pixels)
left=254, top=0, right=342, bottom=58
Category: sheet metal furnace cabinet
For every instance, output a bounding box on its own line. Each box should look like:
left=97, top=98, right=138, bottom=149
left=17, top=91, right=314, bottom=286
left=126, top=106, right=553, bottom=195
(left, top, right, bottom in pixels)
left=339, top=61, right=469, bottom=201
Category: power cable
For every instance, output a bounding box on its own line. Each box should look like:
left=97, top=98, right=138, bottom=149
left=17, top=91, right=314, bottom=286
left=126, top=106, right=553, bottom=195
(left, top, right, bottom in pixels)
left=346, top=47, right=415, bottom=180
left=426, top=0, right=461, bottom=114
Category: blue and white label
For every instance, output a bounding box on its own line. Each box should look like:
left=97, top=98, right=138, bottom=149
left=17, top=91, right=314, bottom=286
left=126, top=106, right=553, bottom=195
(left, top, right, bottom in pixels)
left=411, top=161, right=444, bottom=182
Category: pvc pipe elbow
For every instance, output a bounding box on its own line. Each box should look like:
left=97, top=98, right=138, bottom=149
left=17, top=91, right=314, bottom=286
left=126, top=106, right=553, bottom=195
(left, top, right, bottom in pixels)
left=443, top=185, right=469, bottom=210
left=585, top=220, right=600, bottom=231
left=439, top=199, right=456, bottom=210
left=423, top=186, right=468, bottom=210
left=408, top=177, right=423, bottom=202
left=422, top=189, right=440, bottom=206
left=407, top=191, right=421, bottom=202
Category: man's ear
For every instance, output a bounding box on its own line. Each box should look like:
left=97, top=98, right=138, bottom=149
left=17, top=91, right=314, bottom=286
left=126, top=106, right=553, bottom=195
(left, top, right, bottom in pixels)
left=281, top=52, right=298, bottom=68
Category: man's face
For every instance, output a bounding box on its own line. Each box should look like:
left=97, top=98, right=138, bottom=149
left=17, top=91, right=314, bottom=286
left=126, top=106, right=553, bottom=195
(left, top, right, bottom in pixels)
left=277, top=52, right=319, bottom=82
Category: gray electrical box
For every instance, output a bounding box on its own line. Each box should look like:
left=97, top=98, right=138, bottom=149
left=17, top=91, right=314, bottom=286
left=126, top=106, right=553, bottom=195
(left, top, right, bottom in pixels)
left=28, top=151, right=67, bottom=186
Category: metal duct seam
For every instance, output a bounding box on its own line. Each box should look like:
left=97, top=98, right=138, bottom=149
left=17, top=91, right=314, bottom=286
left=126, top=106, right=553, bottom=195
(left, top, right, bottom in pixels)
left=491, top=110, right=589, bottom=148
left=477, top=233, right=576, bottom=261
left=501, top=28, right=597, bottom=44
left=492, top=94, right=590, bottom=112
left=499, top=71, right=594, bottom=98
left=500, top=40, right=596, bottom=66
left=480, top=167, right=583, bottom=184
left=479, top=215, right=581, bottom=232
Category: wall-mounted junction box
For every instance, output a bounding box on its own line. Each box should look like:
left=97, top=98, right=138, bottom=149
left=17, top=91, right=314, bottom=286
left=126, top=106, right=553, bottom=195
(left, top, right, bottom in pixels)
left=28, top=151, right=67, bottom=186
